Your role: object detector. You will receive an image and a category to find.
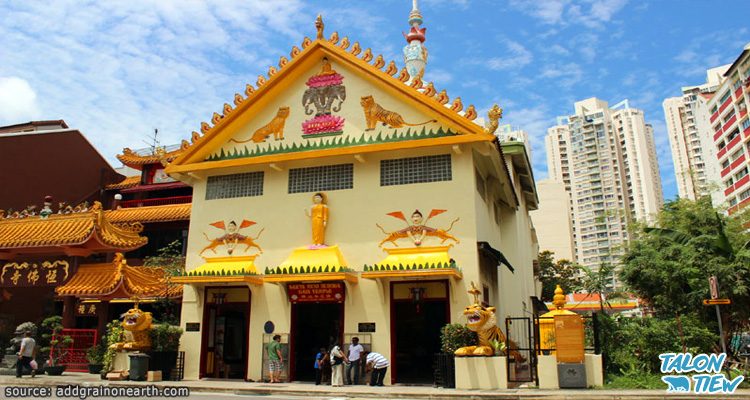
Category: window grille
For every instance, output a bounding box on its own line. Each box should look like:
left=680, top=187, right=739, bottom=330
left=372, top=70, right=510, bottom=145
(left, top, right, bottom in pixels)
left=205, top=171, right=264, bottom=200
left=380, top=154, right=452, bottom=186
left=288, top=163, right=354, bottom=194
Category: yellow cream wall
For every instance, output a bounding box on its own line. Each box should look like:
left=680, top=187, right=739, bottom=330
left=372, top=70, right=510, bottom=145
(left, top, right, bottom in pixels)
left=473, top=155, right=538, bottom=321
left=179, top=145, right=483, bottom=381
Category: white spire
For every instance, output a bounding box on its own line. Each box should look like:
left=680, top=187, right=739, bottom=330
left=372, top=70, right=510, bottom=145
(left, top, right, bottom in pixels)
left=403, top=0, right=427, bottom=80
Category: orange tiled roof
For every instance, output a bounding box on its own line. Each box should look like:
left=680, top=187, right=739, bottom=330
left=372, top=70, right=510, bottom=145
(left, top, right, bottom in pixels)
left=56, top=253, right=182, bottom=298
left=0, top=202, right=147, bottom=252
left=105, top=203, right=191, bottom=224
left=105, top=175, right=140, bottom=190
left=117, top=141, right=190, bottom=169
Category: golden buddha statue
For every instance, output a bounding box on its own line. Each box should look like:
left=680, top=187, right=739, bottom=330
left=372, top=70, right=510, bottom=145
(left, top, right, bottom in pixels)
left=305, top=192, right=329, bottom=246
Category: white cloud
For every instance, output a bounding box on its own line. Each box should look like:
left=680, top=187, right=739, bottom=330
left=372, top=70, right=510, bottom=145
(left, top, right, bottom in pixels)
left=509, top=0, right=629, bottom=29
left=539, top=63, right=583, bottom=88
left=0, top=77, right=40, bottom=122
left=484, top=40, right=533, bottom=70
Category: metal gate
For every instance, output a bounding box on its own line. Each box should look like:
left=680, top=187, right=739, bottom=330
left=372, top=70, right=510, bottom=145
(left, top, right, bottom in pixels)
left=51, top=329, right=98, bottom=372
left=505, top=317, right=537, bottom=385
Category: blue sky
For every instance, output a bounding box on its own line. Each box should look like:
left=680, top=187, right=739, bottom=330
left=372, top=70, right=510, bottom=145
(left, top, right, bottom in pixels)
left=1, top=1, right=749, bottom=201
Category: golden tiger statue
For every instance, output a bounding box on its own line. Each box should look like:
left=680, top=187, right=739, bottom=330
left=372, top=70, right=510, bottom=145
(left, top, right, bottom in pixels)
left=455, top=303, right=525, bottom=361
left=109, top=306, right=153, bottom=351
left=360, top=95, right=436, bottom=131
left=230, top=106, right=290, bottom=144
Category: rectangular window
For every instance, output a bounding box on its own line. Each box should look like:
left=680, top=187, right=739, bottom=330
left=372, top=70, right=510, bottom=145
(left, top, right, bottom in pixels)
left=206, top=171, right=264, bottom=200
left=719, top=90, right=731, bottom=104
left=380, top=154, right=452, bottom=186
left=288, top=163, right=353, bottom=194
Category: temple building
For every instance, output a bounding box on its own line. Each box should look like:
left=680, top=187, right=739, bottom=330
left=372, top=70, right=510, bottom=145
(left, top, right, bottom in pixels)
left=0, top=120, right=189, bottom=368
left=165, top=13, right=539, bottom=384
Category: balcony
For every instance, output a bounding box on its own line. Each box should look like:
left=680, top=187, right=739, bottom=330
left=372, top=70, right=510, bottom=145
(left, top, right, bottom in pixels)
left=120, top=195, right=193, bottom=208
left=736, top=174, right=750, bottom=191
left=745, top=123, right=750, bottom=139
left=722, top=115, right=738, bottom=133
left=736, top=86, right=744, bottom=101
left=711, top=110, right=719, bottom=123
left=718, top=147, right=728, bottom=159
left=731, top=154, right=746, bottom=170
left=714, top=127, right=724, bottom=141
left=726, top=134, right=742, bottom=153
left=720, top=96, right=733, bottom=114
left=722, top=165, right=732, bottom=178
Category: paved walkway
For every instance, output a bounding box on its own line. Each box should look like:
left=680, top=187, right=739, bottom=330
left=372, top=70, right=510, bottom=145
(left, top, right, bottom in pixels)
left=1, top=372, right=749, bottom=399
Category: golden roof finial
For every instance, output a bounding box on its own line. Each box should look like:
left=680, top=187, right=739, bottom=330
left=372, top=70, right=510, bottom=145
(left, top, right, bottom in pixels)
left=315, top=14, right=324, bottom=40
left=468, top=281, right=481, bottom=305
left=553, top=284, right=566, bottom=310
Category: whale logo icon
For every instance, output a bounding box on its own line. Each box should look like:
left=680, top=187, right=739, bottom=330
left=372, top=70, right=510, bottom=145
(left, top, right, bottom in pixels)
left=662, top=376, right=691, bottom=392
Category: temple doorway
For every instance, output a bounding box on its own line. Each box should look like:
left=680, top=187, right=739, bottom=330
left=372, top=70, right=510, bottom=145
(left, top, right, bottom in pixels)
left=390, top=281, right=449, bottom=384
left=200, top=287, right=250, bottom=379
left=290, top=302, right=344, bottom=381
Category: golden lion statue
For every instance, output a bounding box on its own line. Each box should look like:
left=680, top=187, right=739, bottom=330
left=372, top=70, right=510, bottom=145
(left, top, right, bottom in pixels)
left=454, top=303, right=525, bottom=361
left=109, top=306, right=152, bottom=351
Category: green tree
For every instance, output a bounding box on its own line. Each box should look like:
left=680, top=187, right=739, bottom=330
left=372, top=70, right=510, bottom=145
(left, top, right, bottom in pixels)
left=144, top=240, right=185, bottom=325
left=537, top=250, right=582, bottom=301
left=578, top=263, right=617, bottom=312
left=621, top=198, right=750, bottom=339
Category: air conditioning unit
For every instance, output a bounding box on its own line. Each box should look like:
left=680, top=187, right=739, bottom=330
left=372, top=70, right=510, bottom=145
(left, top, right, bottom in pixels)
left=557, top=363, right=587, bottom=388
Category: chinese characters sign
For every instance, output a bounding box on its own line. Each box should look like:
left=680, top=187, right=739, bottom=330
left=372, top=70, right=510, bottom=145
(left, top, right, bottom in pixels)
left=75, top=302, right=98, bottom=316
left=288, top=282, right=344, bottom=303
left=0, top=260, right=70, bottom=287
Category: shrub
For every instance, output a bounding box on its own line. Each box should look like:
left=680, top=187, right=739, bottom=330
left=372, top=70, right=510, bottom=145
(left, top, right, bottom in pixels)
left=39, top=316, right=73, bottom=366
left=102, top=319, right=124, bottom=373
left=149, top=324, right=183, bottom=352
left=86, top=343, right=106, bottom=364
left=440, top=323, right=477, bottom=354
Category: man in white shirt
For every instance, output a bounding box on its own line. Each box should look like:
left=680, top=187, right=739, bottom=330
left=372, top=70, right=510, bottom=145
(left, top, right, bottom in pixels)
left=346, top=337, right=364, bottom=385
left=16, top=331, right=36, bottom=378
left=365, top=351, right=389, bottom=386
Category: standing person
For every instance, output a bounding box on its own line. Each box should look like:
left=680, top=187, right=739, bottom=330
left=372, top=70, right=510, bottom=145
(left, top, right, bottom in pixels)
left=365, top=351, right=389, bottom=387
left=329, top=344, right=348, bottom=387
left=346, top=337, right=364, bottom=385
left=314, top=347, right=327, bottom=385
left=16, top=331, right=36, bottom=378
left=266, top=335, right=283, bottom=383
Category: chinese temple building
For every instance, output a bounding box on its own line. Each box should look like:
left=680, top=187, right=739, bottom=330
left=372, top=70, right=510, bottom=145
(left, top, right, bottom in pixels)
left=0, top=202, right=148, bottom=338
left=105, top=143, right=193, bottom=264
left=165, top=13, right=539, bottom=384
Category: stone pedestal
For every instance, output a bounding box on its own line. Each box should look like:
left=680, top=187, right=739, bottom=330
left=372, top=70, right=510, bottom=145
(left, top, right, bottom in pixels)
left=454, top=356, right=507, bottom=390
left=585, top=354, right=603, bottom=387
left=112, top=351, right=131, bottom=372
left=537, top=355, right=559, bottom=389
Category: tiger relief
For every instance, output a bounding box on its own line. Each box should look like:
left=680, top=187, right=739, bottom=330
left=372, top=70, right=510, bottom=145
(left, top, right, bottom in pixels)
left=230, top=106, right=290, bottom=144
left=360, top=95, right=436, bottom=131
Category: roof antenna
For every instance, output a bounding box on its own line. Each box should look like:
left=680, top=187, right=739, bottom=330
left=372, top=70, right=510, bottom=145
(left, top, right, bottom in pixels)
left=142, top=128, right=160, bottom=154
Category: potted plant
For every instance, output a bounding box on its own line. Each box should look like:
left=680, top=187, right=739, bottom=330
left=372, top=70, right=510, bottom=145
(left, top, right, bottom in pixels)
left=147, top=323, right=183, bottom=380
left=39, top=316, right=73, bottom=375
left=86, top=343, right=106, bottom=374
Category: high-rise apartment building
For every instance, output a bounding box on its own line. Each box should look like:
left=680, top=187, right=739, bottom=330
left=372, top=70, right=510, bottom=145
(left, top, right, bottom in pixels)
left=663, top=65, right=729, bottom=201
left=708, top=43, right=750, bottom=214
left=530, top=179, right=576, bottom=261
left=545, top=98, right=663, bottom=273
